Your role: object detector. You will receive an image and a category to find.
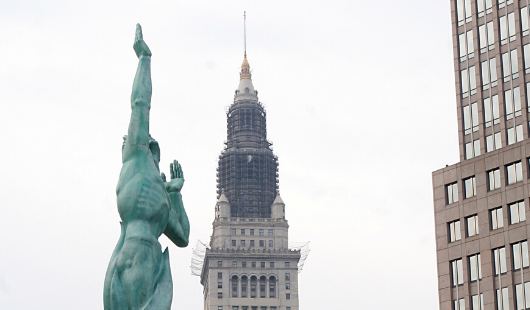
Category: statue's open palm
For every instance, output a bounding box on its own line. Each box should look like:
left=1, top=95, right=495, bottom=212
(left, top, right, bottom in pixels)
left=161, top=160, right=184, bottom=193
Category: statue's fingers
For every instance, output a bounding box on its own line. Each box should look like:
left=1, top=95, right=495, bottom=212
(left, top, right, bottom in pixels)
left=173, top=160, right=178, bottom=177
left=135, top=24, right=143, bottom=41
left=180, top=164, right=184, bottom=180
left=161, top=172, right=166, bottom=182
left=170, top=163, right=175, bottom=179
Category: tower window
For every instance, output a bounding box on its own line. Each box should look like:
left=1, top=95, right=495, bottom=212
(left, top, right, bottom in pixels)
left=245, top=87, right=249, bottom=93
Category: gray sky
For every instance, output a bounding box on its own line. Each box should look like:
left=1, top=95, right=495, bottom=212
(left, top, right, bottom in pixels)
left=0, top=1, right=458, bottom=309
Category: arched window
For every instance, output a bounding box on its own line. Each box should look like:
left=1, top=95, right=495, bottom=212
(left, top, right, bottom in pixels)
left=231, top=275, right=239, bottom=298
left=250, top=276, right=257, bottom=298
left=241, top=276, right=248, bottom=298
left=245, top=87, right=250, bottom=93
left=260, top=276, right=267, bottom=298
left=269, top=276, right=276, bottom=298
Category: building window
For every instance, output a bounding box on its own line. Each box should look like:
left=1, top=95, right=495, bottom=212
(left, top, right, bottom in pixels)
left=510, top=201, right=526, bottom=224
left=241, top=240, right=246, bottom=246
left=456, top=0, right=472, bottom=26
left=502, top=49, right=519, bottom=82
left=242, top=261, right=247, bottom=268
left=285, top=273, right=290, bottom=280
left=259, top=229, right=264, bottom=236
left=269, top=262, right=274, bottom=268
left=286, top=294, right=291, bottom=300
left=241, top=229, right=245, bottom=235
left=446, top=182, right=458, bottom=204
left=451, top=259, right=464, bottom=286
left=268, top=229, right=273, bottom=236
left=464, top=176, right=476, bottom=198
left=270, top=307, right=276, bottom=310
left=454, top=298, right=465, bottom=310
left=496, top=287, right=509, bottom=310
left=269, top=240, right=273, bottom=247
left=504, top=87, right=522, bottom=120
left=233, top=261, right=237, bottom=267
left=286, top=283, right=290, bottom=290
left=250, top=229, right=254, bottom=235
left=242, top=307, right=248, bottom=310
left=515, top=282, right=530, bottom=309
left=507, top=124, right=524, bottom=145
left=219, top=307, right=223, bottom=310
left=525, top=44, right=530, bottom=74
left=233, top=307, right=238, bottom=310
left=287, top=308, right=291, bottom=310
left=499, top=13, right=516, bottom=45
left=218, top=292, right=222, bottom=299
left=469, top=253, right=482, bottom=281
left=251, top=261, right=256, bottom=268
left=471, top=294, right=484, bottom=310
left=491, top=207, right=504, bottom=230
left=218, top=272, right=223, bottom=279
left=449, top=220, right=461, bottom=242
left=513, top=241, right=530, bottom=270
left=218, top=281, right=222, bottom=288
left=479, top=21, right=495, bottom=54
left=482, top=57, right=498, bottom=89
left=488, top=169, right=501, bottom=191
left=232, top=282, right=238, bottom=298
left=477, top=0, right=493, bottom=16
left=252, top=307, right=257, bottom=310
left=463, top=102, right=479, bottom=135
left=486, top=131, right=502, bottom=152
left=461, top=66, right=477, bottom=98
left=285, top=262, right=290, bottom=268
left=494, top=247, right=507, bottom=275
left=231, top=229, right=236, bottom=235
left=465, top=139, right=481, bottom=159
left=467, top=214, right=479, bottom=237
left=459, top=30, right=474, bottom=62
left=250, top=240, right=255, bottom=247
left=506, top=161, right=523, bottom=185
left=260, top=240, right=264, bottom=247
left=523, top=7, right=530, bottom=36
left=261, top=262, right=265, bottom=268
left=232, top=240, right=236, bottom=246
left=484, top=95, right=500, bottom=127
left=217, top=261, right=222, bottom=267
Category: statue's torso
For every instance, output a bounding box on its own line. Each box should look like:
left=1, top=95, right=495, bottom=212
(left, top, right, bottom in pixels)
left=116, top=151, right=170, bottom=238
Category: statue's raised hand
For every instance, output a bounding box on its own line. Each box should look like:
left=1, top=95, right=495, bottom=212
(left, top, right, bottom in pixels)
left=161, top=160, right=184, bottom=193
left=133, top=24, right=152, bottom=58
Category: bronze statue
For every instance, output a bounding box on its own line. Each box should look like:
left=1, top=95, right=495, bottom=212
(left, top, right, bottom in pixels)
left=103, top=24, right=190, bottom=310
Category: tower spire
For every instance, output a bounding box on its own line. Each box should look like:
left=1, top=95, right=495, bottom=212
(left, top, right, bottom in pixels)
left=240, top=11, right=251, bottom=80
left=244, top=11, right=247, bottom=57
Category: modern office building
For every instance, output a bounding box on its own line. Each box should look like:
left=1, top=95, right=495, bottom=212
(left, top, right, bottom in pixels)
left=191, top=51, right=308, bottom=310
left=433, top=1, right=530, bottom=309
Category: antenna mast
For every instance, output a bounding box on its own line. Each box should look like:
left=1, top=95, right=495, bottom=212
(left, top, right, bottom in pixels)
left=244, top=11, right=247, bottom=55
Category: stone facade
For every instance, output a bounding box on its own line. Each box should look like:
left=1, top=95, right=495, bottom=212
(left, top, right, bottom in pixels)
left=433, top=1, right=530, bottom=310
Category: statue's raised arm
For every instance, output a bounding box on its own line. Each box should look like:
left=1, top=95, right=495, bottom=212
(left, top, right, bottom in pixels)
left=123, top=24, right=153, bottom=162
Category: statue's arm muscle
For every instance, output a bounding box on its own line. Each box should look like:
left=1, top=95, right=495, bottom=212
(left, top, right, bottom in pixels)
left=123, top=35, right=152, bottom=162
left=164, top=191, right=190, bottom=247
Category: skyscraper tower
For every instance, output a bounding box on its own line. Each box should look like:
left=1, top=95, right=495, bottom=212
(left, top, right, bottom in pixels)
left=195, top=16, right=308, bottom=310
left=215, top=51, right=279, bottom=219
left=433, top=1, right=530, bottom=310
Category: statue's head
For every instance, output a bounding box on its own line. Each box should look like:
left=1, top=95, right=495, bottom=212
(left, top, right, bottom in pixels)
left=148, top=136, right=160, bottom=170
left=122, top=135, right=161, bottom=170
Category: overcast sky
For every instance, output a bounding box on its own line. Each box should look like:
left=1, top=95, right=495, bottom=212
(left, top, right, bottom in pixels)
left=0, top=1, right=458, bottom=309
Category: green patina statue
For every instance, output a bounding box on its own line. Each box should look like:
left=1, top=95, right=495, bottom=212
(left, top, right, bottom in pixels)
left=103, top=24, right=190, bottom=310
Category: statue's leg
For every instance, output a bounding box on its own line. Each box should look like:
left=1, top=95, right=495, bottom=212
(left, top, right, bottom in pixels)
left=104, top=222, right=126, bottom=310
left=145, top=248, right=173, bottom=310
